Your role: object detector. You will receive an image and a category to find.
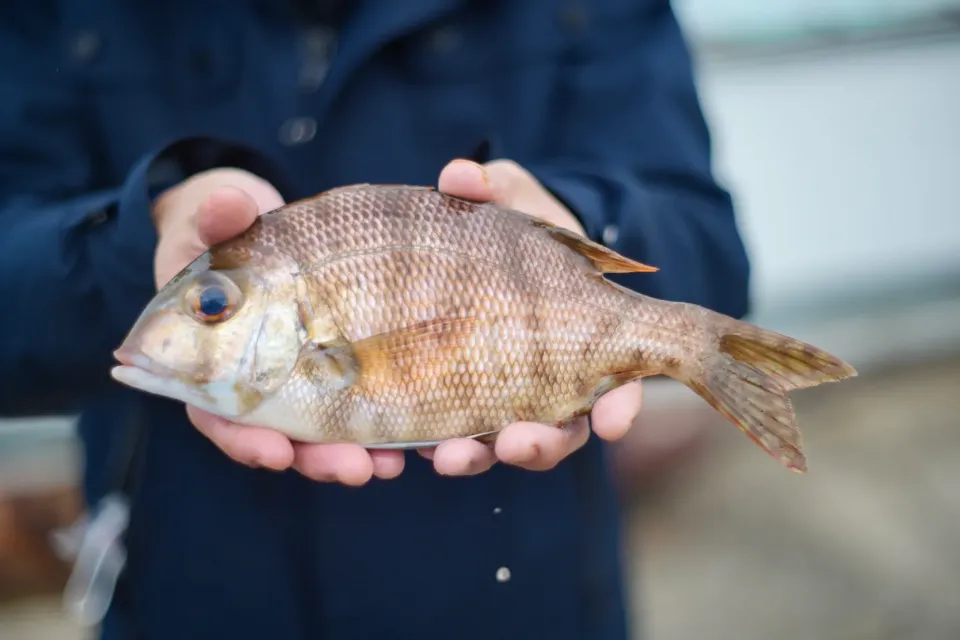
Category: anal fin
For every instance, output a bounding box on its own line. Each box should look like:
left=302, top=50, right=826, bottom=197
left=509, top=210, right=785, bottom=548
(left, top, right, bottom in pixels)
left=555, top=369, right=654, bottom=423
left=363, top=430, right=499, bottom=450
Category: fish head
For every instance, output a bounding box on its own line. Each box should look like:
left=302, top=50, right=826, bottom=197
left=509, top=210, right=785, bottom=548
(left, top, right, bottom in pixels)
left=111, top=244, right=304, bottom=419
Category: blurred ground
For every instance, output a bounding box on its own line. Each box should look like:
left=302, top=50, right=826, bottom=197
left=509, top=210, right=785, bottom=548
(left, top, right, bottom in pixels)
left=626, top=352, right=960, bottom=640
left=3, top=351, right=959, bottom=639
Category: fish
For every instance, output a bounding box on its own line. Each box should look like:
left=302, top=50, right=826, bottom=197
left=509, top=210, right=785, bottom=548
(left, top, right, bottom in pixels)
left=111, top=184, right=857, bottom=472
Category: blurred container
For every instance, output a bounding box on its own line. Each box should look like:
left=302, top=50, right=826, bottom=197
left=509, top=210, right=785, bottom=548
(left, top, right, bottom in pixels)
left=0, top=418, right=81, bottom=603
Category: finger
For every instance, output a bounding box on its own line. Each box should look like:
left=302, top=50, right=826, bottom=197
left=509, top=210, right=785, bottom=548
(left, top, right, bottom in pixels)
left=292, top=443, right=375, bottom=487
left=437, top=159, right=496, bottom=202
left=480, top=159, right=529, bottom=208
left=590, top=381, right=643, bottom=441
left=370, top=450, right=406, bottom=480
left=187, top=405, right=295, bottom=471
left=431, top=438, right=497, bottom=476
left=494, top=418, right=591, bottom=471
left=417, top=447, right=436, bottom=461
left=194, top=186, right=262, bottom=247
left=484, top=160, right=585, bottom=233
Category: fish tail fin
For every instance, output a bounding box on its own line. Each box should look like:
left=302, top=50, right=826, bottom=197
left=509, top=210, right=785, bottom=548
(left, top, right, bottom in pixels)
left=676, top=312, right=857, bottom=473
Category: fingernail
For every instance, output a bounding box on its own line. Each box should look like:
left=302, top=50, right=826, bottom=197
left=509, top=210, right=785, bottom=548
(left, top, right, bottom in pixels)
left=450, top=158, right=489, bottom=183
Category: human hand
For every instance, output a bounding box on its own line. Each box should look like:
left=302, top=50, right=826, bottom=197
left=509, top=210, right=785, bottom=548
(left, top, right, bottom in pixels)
left=419, top=159, right=644, bottom=475
left=151, top=169, right=405, bottom=485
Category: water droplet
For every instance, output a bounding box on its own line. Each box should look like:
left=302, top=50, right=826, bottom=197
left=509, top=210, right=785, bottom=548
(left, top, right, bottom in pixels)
left=496, top=566, right=511, bottom=583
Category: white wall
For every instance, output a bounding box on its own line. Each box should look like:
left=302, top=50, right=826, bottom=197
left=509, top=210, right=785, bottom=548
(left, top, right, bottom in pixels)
left=676, top=0, right=960, bottom=42
left=678, top=34, right=960, bottom=369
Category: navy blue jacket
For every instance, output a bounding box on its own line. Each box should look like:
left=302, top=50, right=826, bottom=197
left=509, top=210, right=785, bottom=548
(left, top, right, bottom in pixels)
left=0, top=1, right=750, bottom=639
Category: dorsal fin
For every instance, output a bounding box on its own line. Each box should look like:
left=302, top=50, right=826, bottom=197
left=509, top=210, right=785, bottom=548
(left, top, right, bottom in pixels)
left=530, top=218, right=658, bottom=274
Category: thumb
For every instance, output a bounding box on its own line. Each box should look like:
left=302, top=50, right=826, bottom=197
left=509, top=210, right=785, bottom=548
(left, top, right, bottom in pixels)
left=196, top=186, right=271, bottom=247
left=438, top=158, right=530, bottom=207
left=438, top=159, right=496, bottom=202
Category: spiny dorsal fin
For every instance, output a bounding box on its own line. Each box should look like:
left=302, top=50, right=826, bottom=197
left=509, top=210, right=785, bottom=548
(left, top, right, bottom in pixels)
left=530, top=218, right=658, bottom=274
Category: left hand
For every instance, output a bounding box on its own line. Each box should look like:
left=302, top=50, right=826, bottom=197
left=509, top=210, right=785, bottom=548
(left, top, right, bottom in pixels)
left=420, top=158, right=644, bottom=475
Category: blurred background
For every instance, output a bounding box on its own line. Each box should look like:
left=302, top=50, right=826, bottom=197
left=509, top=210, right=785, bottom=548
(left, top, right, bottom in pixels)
left=2, top=1, right=959, bottom=638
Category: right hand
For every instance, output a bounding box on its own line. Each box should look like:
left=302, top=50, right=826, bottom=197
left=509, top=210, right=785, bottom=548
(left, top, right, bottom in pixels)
left=151, top=169, right=406, bottom=486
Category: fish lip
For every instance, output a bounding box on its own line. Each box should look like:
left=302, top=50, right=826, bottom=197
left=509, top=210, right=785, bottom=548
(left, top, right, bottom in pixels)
left=112, top=344, right=178, bottom=380
left=112, top=345, right=137, bottom=367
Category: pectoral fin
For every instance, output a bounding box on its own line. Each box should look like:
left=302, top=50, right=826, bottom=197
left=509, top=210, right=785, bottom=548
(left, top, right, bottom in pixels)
left=350, top=317, right=477, bottom=386
left=302, top=317, right=478, bottom=392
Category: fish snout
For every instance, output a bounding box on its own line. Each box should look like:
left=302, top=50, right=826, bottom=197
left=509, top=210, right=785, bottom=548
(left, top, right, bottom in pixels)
left=112, top=339, right=170, bottom=378
left=113, top=343, right=140, bottom=367
left=112, top=315, right=182, bottom=379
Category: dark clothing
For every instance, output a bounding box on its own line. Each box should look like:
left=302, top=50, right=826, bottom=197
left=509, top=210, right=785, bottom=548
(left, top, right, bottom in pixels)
left=0, top=1, right=750, bottom=638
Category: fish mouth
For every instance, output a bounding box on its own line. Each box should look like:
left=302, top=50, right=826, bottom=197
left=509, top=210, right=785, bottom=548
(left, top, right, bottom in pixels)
left=110, top=345, right=250, bottom=419
left=110, top=344, right=191, bottom=402
left=112, top=344, right=177, bottom=379
left=110, top=354, right=218, bottom=416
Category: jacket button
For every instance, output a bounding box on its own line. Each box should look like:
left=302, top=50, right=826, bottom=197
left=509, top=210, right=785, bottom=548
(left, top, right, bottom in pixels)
left=602, top=224, right=619, bottom=245
left=279, top=117, right=317, bottom=146
left=87, top=208, right=109, bottom=226
left=495, top=566, right=511, bottom=583
left=429, top=26, right=461, bottom=54
left=71, top=30, right=101, bottom=62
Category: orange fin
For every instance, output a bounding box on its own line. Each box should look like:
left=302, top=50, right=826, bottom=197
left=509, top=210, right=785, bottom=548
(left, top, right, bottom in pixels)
left=472, top=432, right=499, bottom=446
left=718, top=331, right=856, bottom=390
left=348, top=317, right=477, bottom=386
left=677, top=315, right=857, bottom=473
left=595, top=369, right=656, bottom=401
left=553, top=368, right=654, bottom=423
left=532, top=219, right=658, bottom=274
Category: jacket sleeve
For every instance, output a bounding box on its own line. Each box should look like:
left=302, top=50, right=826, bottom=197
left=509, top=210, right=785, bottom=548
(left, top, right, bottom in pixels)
left=0, top=136, right=294, bottom=417
left=525, top=0, right=751, bottom=319
left=0, top=51, right=294, bottom=417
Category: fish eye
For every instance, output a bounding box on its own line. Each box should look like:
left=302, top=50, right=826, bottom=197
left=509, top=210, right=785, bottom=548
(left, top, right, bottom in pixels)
left=185, top=273, right=242, bottom=324
left=200, top=286, right=228, bottom=316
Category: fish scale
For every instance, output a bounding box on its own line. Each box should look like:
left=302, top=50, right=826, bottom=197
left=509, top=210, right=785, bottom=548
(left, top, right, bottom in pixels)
left=112, top=184, right=857, bottom=472
left=291, top=250, right=625, bottom=443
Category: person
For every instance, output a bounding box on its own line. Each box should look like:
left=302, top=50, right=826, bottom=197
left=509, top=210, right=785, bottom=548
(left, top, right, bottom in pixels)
left=0, top=1, right=750, bottom=638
